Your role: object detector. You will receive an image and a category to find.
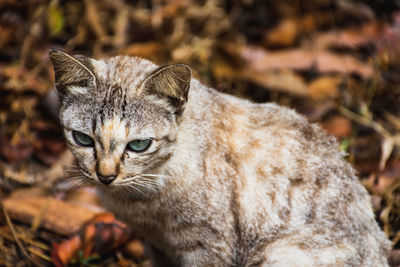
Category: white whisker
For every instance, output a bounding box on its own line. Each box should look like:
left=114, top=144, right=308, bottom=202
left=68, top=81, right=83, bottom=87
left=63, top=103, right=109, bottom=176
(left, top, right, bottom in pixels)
left=123, top=183, right=146, bottom=195
left=120, top=178, right=160, bottom=188
left=115, top=174, right=164, bottom=193
left=141, top=173, right=171, bottom=178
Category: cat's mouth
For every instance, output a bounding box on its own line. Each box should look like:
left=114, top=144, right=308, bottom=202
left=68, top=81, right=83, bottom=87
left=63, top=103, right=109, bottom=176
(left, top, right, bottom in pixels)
left=79, top=169, right=168, bottom=195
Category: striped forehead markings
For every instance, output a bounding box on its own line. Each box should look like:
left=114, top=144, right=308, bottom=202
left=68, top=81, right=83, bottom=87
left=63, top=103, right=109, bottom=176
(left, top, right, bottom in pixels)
left=98, top=83, right=125, bottom=120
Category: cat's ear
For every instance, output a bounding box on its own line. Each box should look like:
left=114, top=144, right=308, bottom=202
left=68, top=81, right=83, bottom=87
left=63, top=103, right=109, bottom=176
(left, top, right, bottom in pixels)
left=49, top=49, right=96, bottom=95
left=140, top=64, right=191, bottom=114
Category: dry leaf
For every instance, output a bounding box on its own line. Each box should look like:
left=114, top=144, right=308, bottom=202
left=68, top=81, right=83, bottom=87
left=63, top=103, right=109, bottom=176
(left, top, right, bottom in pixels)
left=51, top=235, right=80, bottom=267
left=319, top=115, right=352, bottom=138
left=119, top=42, right=164, bottom=62
left=308, top=76, right=341, bottom=99
left=51, top=213, right=133, bottom=266
left=0, top=65, right=49, bottom=94
left=263, top=17, right=299, bottom=47
left=2, top=190, right=99, bottom=235
left=365, top=173, right=397, bottom=195
left=240, top=46, right=373, bottom=78
left=315, top=20, right=384, bottom=50
left=0, top=136, right=34, bottom=162
left=241, top=69, right=309, bottom=96
left=123, top=239, right=145, bottom=260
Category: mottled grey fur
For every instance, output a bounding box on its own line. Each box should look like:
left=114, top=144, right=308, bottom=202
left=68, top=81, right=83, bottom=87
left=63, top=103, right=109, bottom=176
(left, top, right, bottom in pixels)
left=50, top=50, right=391, bottom=267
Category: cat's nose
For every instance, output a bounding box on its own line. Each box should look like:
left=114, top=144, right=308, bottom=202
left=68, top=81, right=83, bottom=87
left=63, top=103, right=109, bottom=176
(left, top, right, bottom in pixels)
left=97, top=174, right=117, bottom=185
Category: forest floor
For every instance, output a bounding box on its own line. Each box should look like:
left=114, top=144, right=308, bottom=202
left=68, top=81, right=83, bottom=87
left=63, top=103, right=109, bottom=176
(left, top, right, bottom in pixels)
left=1, top=0, right=400, bottom=266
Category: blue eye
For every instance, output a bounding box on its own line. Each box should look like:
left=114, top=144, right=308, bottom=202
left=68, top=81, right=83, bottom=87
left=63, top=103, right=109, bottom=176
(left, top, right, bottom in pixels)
left=72, top=131, right=94, bottom=147
left=127, top=139, right=152, bottom=152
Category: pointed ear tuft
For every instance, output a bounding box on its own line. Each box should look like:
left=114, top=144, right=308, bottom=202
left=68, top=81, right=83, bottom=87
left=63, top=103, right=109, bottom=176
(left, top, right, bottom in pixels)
left=140, top=64, right=191, bottom=114
left=49, top=49, right=96, bottom=95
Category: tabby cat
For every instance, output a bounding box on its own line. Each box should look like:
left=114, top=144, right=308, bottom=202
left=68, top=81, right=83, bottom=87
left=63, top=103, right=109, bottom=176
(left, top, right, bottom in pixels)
left=50, top=50, right=391, bottom=266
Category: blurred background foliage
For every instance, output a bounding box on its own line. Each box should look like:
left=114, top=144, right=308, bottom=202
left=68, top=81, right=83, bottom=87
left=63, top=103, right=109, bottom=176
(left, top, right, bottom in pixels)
left=2, top=0, right=400, bottom=266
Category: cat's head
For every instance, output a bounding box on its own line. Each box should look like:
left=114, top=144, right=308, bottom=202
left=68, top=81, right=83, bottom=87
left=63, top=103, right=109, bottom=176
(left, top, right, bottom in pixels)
left=49, top=50, right=191, bottom=196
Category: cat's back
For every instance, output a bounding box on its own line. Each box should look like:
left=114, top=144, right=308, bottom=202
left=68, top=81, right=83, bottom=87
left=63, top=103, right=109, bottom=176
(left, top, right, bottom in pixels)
left=197, top=87, right=336, bottom=177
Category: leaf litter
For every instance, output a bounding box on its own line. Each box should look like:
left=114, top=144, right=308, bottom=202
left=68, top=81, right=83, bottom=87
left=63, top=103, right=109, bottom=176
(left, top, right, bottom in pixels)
left=1, top=0, right=400, bottom=266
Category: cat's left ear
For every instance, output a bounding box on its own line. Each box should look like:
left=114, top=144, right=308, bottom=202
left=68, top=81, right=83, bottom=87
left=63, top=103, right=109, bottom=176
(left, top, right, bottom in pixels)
left=49, top=49, right=96, bottom=95
left=140, top=64, right=191, bottom=114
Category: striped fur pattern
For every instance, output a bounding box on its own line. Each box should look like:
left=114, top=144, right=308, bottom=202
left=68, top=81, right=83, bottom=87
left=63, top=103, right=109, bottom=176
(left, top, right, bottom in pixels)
left=50, top=50, right=391, bottom=266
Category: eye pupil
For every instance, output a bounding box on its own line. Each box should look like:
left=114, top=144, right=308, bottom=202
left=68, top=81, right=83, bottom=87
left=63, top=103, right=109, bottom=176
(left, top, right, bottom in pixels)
left=128, top=139, right=151, bottom=152
left=72, top=131, right=94, bottom=146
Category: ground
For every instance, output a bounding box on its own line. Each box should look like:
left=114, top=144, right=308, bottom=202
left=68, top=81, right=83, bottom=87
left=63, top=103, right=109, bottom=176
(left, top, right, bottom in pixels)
left=1, top=0, right=400, bottom=266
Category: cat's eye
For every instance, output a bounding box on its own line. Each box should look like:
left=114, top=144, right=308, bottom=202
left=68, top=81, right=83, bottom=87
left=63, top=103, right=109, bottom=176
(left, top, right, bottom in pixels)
left=72, top=131, right=94, bottom=147
left=127, top=139, right=152, bottom=152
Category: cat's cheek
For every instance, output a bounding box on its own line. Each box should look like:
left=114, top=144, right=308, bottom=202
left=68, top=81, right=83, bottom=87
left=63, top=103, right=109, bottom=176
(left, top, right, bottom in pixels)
left=70, top=148, right=97, bottom=174
left=120, top=160, right=140, bottom=176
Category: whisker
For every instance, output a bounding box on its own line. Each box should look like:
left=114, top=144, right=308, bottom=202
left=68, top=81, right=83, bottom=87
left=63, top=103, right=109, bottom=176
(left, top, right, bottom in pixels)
left=65, top=179, right=86, bottom=191
left=119, top=177, right=160, bottom=192
left=121, top=173, right=169, bottom=183
left=119, top=178, right=160, bottom=188
left=123, top=183, right=146, bottom=195
left=137, top=179, right=164, bottom=188
left=141, top=173, right=171, bottom=178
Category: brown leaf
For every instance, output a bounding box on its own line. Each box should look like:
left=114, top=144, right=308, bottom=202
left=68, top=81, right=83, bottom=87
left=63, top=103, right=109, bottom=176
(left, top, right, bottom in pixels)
left=363, top=159, right=400, bottom=194
left=91, top=217, right=131, bottom=254
left=0, top=136, right=34, bottom=162
left=315, top=20, right=384, bottom=50
left=316, top=52, right=373, bottom=78
left=308, top=76, right=341, bottom=99
left=82, top=213, right=131, bottom=257
left=241, top=69, right=309, bottom=96
left=0, top=65, right=49, bottom=94
left=2, top=190, right=99, bottom=235
left=119, top=42, right=164, bottom=62
left=210, top=56, right=309, bottom=96
left=51, top=213, right=132, bottom=266
left=51, top=235, right=81, bottom=267
left=319, top=115, right=352, bottom=138
left=365, top=173, right=397, bottom=195
left=123, top=239, right=145, bottom=260
left=240, top=46, right=373, bottom=78
left=263, top=17, right=299, bottom=48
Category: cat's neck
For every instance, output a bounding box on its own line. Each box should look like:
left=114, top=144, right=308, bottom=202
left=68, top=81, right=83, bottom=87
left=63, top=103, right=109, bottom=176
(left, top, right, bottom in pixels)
left=160, top=79, right=215, bottom=180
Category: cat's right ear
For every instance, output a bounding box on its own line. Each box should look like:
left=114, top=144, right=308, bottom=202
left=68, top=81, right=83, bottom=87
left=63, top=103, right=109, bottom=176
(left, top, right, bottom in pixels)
left=138, top=64, right=191, bottom=115
left=49, top=49, right=96, bottom=95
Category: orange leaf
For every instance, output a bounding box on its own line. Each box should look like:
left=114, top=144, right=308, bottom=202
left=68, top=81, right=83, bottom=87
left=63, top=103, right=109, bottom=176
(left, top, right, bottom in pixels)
left=51, top=235, right=81, bottom=267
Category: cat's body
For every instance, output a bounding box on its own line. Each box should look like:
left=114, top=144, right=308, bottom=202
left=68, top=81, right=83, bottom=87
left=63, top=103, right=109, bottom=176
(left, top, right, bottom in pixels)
left=50, top=50, right=391, bottom=266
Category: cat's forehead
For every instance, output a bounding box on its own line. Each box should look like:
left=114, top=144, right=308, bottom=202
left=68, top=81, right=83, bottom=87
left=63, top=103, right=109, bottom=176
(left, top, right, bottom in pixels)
left=91, top=56, right=157, bottom=92
left=62, top=95, right=172, bottom=127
